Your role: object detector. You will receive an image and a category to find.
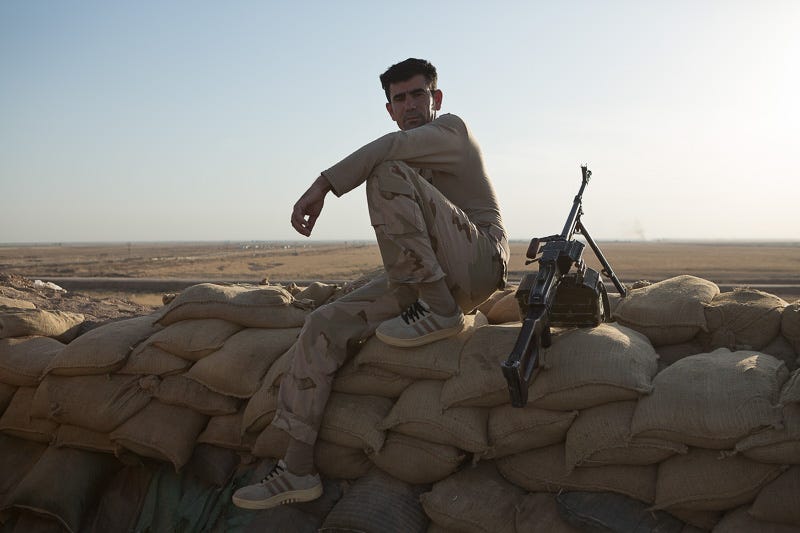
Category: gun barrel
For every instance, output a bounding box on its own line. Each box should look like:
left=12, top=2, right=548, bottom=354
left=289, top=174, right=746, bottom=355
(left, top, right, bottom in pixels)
left=560, top=166, right=592, bottom=239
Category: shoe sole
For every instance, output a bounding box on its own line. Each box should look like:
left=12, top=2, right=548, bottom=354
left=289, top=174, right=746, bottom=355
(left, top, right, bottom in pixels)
left=375, top=323, right=464, bottom=348
left=232, top=483, right=323, bottom=510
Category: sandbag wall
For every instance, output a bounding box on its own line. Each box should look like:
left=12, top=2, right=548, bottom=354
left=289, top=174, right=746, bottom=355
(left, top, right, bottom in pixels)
left=0, top=276, right=799, bottom=532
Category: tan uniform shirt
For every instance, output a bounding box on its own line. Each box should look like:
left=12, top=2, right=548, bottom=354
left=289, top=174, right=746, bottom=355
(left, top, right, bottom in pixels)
left=321, top=113, right=508, bottom=249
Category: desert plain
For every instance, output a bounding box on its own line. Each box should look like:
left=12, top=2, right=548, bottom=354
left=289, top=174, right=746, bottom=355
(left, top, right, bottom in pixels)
left=1, top=240, right=798, bottom=307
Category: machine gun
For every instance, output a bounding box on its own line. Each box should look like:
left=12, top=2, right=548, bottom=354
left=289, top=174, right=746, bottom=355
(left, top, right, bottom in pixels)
left=501, top=165, right=628, bottom=407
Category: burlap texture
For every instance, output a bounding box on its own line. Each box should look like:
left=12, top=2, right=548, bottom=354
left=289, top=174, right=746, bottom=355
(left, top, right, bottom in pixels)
left=44, top=315, right=160, bottom=376
left=0, top=336, right=64, bottom=386
left=153, top=374, right=240, bottom=416
left=115, top=344, right=191, bottom=376
left=565, top=400, right=686, bottom=472
left=0, top=309, right=84, bottom=343
left=529, top=323, right=658, bottom=410
left=703, top=288, right=787, bottom=351
left=734, top=403, right=800, bottom=464
left=379, top=380, right=489, bottom=454
left=197, top=412, right=256, bottom=452
left=184, top=327, right=299, bottom=398
left=154, top=283, right=310, bottom=328
left=749, top=466, right=800, bottom=527
left=110, top=400, right=208, bottom=471
left=486, top=291, right=521, bottom=324
left=612, top=275, right=719, bottom=346
left=144, top=318, right=242, bottom=361
left=420, top=461, right=524, bottom=533
left=318, top=392, right=393, bottom=453
left=353, top=316, right=477, bottom=380
left=486, top=403, right=577, bottom=459
left=440, top=324, right=521, bottom=408
left=369, top=432, right=465, bottom=484
left=0, top=386, right=58, bottom=443
left=652, top=448, right=785, bottom=512
left=781, top=302, right=800, bottom=353
left=314, top=439, right=373, bottom=480
left=496, top=444, right=657, bottom=504
left=53, top=424, right=117, bottom=455
left=631, top=349, right=787, bottom=449
left=31, top=374, right=154, bottom=433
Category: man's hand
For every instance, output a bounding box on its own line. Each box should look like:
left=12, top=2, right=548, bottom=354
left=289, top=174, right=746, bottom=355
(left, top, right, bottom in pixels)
left=291, top=175, right=332, bottom=237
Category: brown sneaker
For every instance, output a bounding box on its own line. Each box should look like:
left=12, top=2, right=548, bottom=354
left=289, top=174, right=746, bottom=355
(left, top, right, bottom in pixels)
left=231, top=460, right=323, bottom=510
left=375, top=299, right=465, bottom=348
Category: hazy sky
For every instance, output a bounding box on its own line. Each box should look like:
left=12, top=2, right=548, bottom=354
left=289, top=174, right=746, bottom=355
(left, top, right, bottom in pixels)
left=1, top=1, right=798, bottom=243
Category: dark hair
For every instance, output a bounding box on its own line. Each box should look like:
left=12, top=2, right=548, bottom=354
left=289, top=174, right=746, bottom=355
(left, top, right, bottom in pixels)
left=380, top=58, right=438, bottom=102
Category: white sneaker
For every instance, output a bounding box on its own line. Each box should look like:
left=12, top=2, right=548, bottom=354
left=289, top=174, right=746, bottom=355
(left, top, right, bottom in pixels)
left=376, top=299, right=464, bottom=348
left=231, top=460, right=322, bottom=510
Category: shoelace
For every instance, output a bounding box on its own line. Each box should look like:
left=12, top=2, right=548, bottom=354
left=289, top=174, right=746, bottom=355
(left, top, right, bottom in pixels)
left=261, top=461, right=286, bottom=484
left=401, top=300, right=429, bottom=324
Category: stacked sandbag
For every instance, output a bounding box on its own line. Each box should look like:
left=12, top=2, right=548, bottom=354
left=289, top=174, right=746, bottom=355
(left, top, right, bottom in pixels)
left=477, top=276, right=799, bottom=530
left=3, top=276, right=800, bottom=532
left=0, top=283, right=315, bottom=531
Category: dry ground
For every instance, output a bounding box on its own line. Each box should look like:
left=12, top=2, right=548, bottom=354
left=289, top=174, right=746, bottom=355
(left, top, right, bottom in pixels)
left=1, top=240, right=799, bottom=304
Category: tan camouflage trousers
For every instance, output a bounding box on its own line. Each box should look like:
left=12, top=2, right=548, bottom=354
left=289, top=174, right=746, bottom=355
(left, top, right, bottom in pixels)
left=273, top=161, right=508, bottom=445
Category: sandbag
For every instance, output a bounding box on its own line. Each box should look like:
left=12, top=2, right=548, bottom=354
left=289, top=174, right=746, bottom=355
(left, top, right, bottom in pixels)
left=115, top=344, right=191, bottom=376
left=198, top=412, right=257, bottom=452
left=295, top=281, right=338, bottom=308
left=369, top=432, right=466, bottom=484
left=332, top=359, right=413, bottom=398
left=110, top=400, right=208, bottom=471
left=565, top=401, right=687, bottom=471
left=0, top=337, right=64, bottom=386
left=185, top=327, right=299, bottom=398
left=318, top=392, right=393, bottom=453
left=379, top=380, right=489, bottom=454
left=0, top=387, right=58, bottom=443
left=440, top=324, right=522, bottom=408
left=486, top=403, right=577, bottom=459
left=0, top=309, right=84, bottom=343
left=783, top=302, right=800, bottom=354
left=314, top=439, right=373, bottom=480
left=631, top=349, right=787, bottom=449
left=711, top=506, right=800, bottom=533
left=319, top=468, right=428, bottom=533
left=420, top=461, right=524, bottom=533
left=759, top=335, right=798, bottom=372
left=749, top=466, right=800, bottom=527
left=241, top=378, right=280, bottom=434
left=31, top=374, right=154, bottom=433
left=44, top=315, right=160, bottom=376
left=655, top=339, right=704, bottom=367
left=141, top=318, right=243, bottom=361
left=154, top=374, right=240, bottom=416
left=652, top=448, right=785, bottom=512
left=53, top=424, right=117, bottom=455
left=529, top=323, right=658, bottom=411
left=155, top=283, right=310, bottom=327
left=353, top=316, right=476, bottom=380
left=185, top=443, right=239, bottom=488
left=496, top=444, right=657, bottom=504
left=734, top=403, right=800, bottom=464
left=486, top=291, right=521, bottom=324
left=476, top=288, right=514, bottom=317
left=612, top=275, right=719, bottom=346
left=2, top=446, right=120, bottom=533
left=703, top=288, right=787, bottom=351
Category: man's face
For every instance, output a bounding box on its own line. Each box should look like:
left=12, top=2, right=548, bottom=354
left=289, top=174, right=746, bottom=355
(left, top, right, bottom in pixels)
left=385, top=74, right=443, bottom=131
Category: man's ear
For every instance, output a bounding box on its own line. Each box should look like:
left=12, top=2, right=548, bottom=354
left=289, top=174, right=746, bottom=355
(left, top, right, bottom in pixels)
left=385, top=102, right=397, bottom=121
left=432, top=89, right=443, bottom=111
